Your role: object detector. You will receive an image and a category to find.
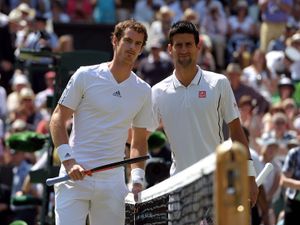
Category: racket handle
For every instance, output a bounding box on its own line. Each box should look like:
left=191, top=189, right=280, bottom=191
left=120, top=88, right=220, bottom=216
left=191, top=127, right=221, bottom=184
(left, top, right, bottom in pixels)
left=46, top=175, right=70, bottom=186
left=256, top=162, right=274, bottom=187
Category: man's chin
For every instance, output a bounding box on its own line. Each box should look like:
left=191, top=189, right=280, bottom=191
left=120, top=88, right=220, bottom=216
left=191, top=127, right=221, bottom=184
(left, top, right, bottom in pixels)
left=178, top=59, right=192, bottom=67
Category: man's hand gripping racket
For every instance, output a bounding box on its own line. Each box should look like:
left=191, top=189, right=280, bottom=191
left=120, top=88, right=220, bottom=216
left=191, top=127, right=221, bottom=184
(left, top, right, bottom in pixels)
left=46, top=155, right=149, bottom=186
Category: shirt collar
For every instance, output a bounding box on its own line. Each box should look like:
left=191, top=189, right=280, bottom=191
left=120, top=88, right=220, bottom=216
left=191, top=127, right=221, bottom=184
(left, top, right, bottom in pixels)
left=172, top=65, right=202, bottom=89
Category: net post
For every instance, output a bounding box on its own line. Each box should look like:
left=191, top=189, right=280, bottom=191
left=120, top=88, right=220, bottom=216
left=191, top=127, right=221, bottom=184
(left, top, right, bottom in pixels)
left=214, top=141, right=250, bottom=225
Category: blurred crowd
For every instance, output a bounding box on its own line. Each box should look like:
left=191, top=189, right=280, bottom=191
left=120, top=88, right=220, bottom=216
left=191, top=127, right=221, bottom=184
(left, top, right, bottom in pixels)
left=1, top=0, right=300, bottom=225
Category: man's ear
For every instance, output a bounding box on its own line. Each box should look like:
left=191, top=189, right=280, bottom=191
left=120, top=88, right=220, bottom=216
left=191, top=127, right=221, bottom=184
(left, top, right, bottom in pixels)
left=197, top=38, right=203, bottom=51
left=112, top=35, right=118, bottom=49
left=167, top=43, right=172, bottom=56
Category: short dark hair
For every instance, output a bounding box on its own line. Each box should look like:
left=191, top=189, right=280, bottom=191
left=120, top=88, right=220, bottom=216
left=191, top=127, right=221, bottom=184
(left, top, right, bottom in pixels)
left=112, top=19, right=148, bottom=47
left=168, top=21, right=199, bottom=45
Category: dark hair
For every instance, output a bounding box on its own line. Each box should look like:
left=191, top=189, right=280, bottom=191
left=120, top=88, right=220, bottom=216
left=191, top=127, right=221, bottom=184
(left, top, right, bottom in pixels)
left=111, top=19, right=148, bottom=47
left=168, top=20, right=199, bottom=45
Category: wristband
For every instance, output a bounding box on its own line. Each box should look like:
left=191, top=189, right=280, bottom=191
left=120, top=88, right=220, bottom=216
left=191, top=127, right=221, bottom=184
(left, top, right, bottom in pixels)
left=57, top=144, right=74, bottom=162
left=131, top=168, right=145, bottom=185
left=248, top=160, right=257, bottom=177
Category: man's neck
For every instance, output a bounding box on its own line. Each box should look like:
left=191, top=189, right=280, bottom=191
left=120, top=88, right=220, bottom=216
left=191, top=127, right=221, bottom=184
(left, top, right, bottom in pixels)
left=175, top=65, right=198, bottom=87
left=108, top=59, right=133, bottom=83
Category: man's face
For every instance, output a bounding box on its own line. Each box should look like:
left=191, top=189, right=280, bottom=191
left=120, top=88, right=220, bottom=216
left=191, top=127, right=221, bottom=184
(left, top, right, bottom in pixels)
left=113, top=28, right=144, bottom=65
left=168, top=33, right=199, bottom=68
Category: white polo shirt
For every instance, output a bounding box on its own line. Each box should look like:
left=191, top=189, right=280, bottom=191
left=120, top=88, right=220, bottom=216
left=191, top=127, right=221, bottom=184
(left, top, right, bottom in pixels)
left=152, top=66, right=240, bottom=173
left=58, top=63, right=152, bottom=170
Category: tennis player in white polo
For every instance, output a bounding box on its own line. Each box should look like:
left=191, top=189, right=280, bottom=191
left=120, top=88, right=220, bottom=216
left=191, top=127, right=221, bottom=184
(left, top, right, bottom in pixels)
left=151, top=21, right=258, bottom=206
left=49, top=20, right=152, bottom=225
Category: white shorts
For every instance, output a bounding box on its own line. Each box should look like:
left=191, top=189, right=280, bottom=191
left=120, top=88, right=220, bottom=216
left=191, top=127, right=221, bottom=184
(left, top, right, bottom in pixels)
left=54, top=167, right=129, bottom=225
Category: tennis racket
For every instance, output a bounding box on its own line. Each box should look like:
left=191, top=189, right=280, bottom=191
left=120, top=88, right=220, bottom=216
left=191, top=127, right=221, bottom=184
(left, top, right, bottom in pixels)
left=46, top=155, right=149, bottom=186
left=256, top=162, right=274, bottom=186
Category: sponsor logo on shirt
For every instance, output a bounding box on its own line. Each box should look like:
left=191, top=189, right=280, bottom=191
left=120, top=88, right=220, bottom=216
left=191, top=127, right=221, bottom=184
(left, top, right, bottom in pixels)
left=198, top=90, right=206, bottom=98
left=113, top=90, right=122, bottom=98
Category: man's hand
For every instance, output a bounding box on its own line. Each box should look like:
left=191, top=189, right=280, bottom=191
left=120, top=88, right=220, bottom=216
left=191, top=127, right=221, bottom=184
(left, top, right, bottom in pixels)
left=63, top=159, right=86, bottom=181
left=249, top=176, right=259, bottom=207
left=132, top=183, right=143, bottom=202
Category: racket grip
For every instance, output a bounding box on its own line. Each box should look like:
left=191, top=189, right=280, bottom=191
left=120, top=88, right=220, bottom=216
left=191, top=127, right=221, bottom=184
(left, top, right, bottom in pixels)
left=256, top=162, right=274, bottom=187
left=46, top=175, right=70, bottom=186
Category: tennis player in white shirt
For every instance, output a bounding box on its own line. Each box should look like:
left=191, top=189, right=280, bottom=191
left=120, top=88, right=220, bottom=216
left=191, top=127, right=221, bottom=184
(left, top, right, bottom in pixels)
left=151, top=21, right=258, bottom=206
left=49, top=20, right=152, bottom=225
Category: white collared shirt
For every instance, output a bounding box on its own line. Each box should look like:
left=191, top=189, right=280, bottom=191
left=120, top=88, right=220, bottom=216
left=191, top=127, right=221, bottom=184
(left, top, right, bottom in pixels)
left=58, top=63, right=152, bottom=170
left=152, top=66, right=239, bottom=173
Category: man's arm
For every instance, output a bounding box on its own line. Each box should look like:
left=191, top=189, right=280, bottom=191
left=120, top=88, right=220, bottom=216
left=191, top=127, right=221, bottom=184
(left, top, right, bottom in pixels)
left=50, top=104, right=73, bottom=147
left=130, top=127, right=148, bottom=199
left=49, top=104, right=85, bottom=180
left=281, top=171, right=300, bottom=190
left=228, top=118, right=259, bottom=206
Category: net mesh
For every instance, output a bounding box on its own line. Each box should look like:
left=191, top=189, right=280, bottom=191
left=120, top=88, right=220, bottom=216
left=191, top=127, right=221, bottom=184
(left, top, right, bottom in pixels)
left=125, top=153, right=215, bottom=225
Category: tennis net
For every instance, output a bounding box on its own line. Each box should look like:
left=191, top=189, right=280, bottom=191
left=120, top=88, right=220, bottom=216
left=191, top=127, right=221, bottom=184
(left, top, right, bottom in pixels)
left=125, top=153, right=216, bottom=225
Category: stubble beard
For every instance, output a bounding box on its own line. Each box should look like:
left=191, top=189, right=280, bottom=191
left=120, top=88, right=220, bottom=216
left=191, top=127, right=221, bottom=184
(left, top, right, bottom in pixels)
left=177, top=57, right=192, bottom=68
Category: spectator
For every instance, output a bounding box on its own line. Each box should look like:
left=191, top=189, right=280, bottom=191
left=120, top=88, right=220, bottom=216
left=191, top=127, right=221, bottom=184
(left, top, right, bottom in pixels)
left=238, top=95, right=263, bottom=150
left=137, top=39, right=173, bottom=86
left=46, top=0, right=70, bottom=23
left=5, top=131, right=46, bottom=225
left=115, top=0, right=136, bottom=22
left=267, top=20, right=298, bottom=52
left=288, top=0, right=300, bottom=28
left=226, top=63, right=270, bottom=115
left=53, top=34, right=74, bottom=53
left=32, top=0, right=51, bottom=19
left=18, top=87, right=43, bottom=131
left=8, top=148, right=35, bottom=225
left=16, top=3, right=36, bottom=22
left=258, top=138, right=282, bottom=224
left=92, top=0, right=116, bottom=24
left=289, top=33, right=300, bottom=82
left=226, top=0, right=257, bottom=63
left=66, top=0, right=93, bottom=23
left=201, top=1, right=227, bottom=70
left=282, top=98, right=298, bottom=129
left=181, top=7, right=200, bottom=27
left=242, top=49, right=275, bottom=102
left=272, top=76, right=296, bottom=105
left=194, top=0, right=225, bottom=24
left=7, top=72, right=30, bottom=114
left=145, top=131, right=171, bottom=188
left=169, top=0, right=193, bottom=23
left=23, top=14, right=58, bottom=52
left=280, top=146, right=300, bottom=225
left=133, top=0, right=163, bottom=25
left=243, top=126, right=271, bottom=225
left=35, top=71, right=55, bottom=110
left=266, top=46, right=300, bottom=79
left=259, top=0, right=293, bottom=52
left=292, top=116, right=300, bottom=139
left=197, top=34, right=216, bottom=71
left=259, top=112, right=297, bottom=166
left=148, top=5, right=174, bottom=50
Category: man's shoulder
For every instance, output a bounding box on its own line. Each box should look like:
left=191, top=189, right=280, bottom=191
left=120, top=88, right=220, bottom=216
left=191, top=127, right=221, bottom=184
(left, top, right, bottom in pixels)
left=152, top=75, right=174, bottom=92
left=73, top=63, right=107, bottom=81
left=201, top=69, right=228, bottom=86
left=135, top=73, right=151, bottom=86
left=77, top=63, right=102, bottom=73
